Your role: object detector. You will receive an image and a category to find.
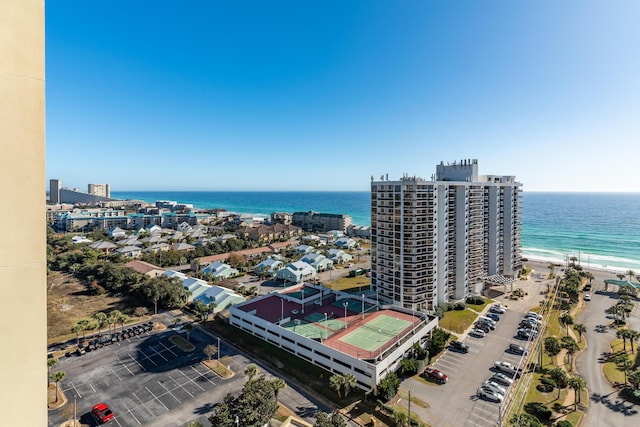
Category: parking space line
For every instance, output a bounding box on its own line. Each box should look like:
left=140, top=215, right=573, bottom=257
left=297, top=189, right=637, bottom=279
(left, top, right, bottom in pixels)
left=111, top=366, right=124, bottom=380
left=157, top=380, right=181, bottom=404
left=123, top=401, right=142, bottom=425
left=137, top=349, right=158, bottom=366
left=168, top=375, right=194, bottom=398
left=89, top=382, right=96, bottom=393
left=132, top=391, right=155, bottom=417
left=128, top=354, right=147, bottom=371
left=178, top=369, right=205, bottom=392
left=190, top=366, right=216, bottom=386
left=68, top=381, right=82, bottom=399
left=149, top=345, right=169, bottom=362
left=158, top=341, right=178, bottom=357
left=145, top=386, right=169, bottom=411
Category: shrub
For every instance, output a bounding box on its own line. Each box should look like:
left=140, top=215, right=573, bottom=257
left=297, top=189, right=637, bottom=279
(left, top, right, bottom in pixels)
left=556, top=421, right=572, bottom=427
left=524, top=402, right=551, bottom=422
left=466, top=295, right=485, bottom=305
left=538, top=377, right=555, bottom=393
left=453, top=302, right=466, bottom=310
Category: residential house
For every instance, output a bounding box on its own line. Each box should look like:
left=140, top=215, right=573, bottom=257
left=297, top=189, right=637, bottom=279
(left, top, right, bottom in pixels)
left=327, top=249, right=353, bottom=265
left=275, top=261, right=317, bottom=284
left=171, top=242, right=195, bottom=252
left=145, top=224, right=162, bottom=235
left=254, top=258, right=284, bottom=277
left=108, top=227, right=127, bottom=239
left=295, top=244, right=314, bottom=255
left=89, top=240, right=117, bottom=253
left=125, top=260, right=165, bottom=278
left=71, top=235, right=92, bottom=244
left=194, top=286, right=245, bottom=312
left=300, top=252, right=334, bottom=272
left=117, top=245, right=143, bottom=259
left=203, top=261, right=239, bottom=280
left=147, top=243, right=170, bottom=253
left=334, top=237, right=357, bottom=250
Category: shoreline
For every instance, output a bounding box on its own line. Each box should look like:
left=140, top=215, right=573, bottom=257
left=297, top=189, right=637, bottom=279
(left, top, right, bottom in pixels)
left=523, top=257, right=632, bottom=277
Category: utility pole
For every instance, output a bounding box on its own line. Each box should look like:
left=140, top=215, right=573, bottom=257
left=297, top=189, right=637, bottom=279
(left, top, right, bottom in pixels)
left=408, top=389, right=411, bottom=425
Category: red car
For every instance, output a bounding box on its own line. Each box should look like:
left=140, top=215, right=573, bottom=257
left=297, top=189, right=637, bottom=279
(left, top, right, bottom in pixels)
left=423, top=367, right=448, bottom=384
left=92, top=403, right=114, bottom=423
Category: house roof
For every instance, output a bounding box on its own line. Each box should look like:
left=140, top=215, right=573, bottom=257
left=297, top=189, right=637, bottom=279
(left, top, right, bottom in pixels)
left=125, top=260, right=164, bottom=275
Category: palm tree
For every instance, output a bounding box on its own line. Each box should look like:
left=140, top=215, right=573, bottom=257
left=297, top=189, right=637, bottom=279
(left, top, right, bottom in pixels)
left=568, top=376, right=587, bottom=409
left=550, top=367, right=568, bottom=400
left=548, top=263, right=556, bottom=278
left=329, top=374, right=344, bottom=399
left=617, top=329, right=629, bottom=352
left=628, top=330, right=640, bottom=354
left=94, top=312, right=108, bottom=336
left=47, top=358, right=58, bottom=386
left=620, top=356, right=634, bottom=385
left=51, top=371, right=66, bottom=402
left=270, top=377, right=286, bottom=404
left=560, top=314, right=574, bottom=336
left=77, top=319, right=90, bottom=340
left=627, top=270, right=636, bottom=282
left=71, top=324, right=83, bottom=344
left=563, top=339, right=579, bottom=370
left=203, top=344, right=217, bottom=361
left=119, top=313, right=129, bottom=332
left=108, top=310, right=122, bottom=334
left=244, top=363, right=258, bottom=381
left=342, top=373, right=357, bottom=398
left=184, top=323, right=193, bottom=342
left=617, top=273, right=626, bottom=281
left=573, top=323, right=587, bottom=343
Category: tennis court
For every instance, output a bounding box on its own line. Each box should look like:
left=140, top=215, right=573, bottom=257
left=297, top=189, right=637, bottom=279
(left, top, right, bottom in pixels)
left=305, top=313, right=346, bottom=331
left=338, top=314, right=411, bottom=352
left=281, top=319, right=328, bottom=339
left=284, top=287, right=320, bottom=300
left=332, top=298, right=376, bottom=314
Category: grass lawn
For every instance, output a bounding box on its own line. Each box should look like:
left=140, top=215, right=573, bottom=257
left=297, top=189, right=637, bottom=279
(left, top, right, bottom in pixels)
left=466, top=297, right=492, bottom=313
left=439, top=309, right=478, bottom=334
left=203, top=356, right=234, bottom=378
left=326, top=275, right=371, bottom=292
left=169, top=335, right=195, bottom=351
left=397, top=389, right=430, bottom=409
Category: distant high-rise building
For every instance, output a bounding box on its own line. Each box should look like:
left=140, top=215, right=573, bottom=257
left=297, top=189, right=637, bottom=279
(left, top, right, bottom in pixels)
left=370, top=159, right=522, bottom=312
left=88, top=183, right=110, bottom=198
left=49, top=179, right=61, bottom=204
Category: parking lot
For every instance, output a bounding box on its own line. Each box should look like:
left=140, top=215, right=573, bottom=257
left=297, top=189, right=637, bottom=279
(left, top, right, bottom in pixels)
left=48, top=325, right=244, bottom=427
left=401, top=308, right=535, bottom=427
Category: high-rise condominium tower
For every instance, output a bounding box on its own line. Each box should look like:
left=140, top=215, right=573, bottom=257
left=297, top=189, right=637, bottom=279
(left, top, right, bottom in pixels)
left=370, top=159, right=522, bottom=312
left=88, top=183, right=110, bottom=198
left=50, top=179, right=61, bottom=204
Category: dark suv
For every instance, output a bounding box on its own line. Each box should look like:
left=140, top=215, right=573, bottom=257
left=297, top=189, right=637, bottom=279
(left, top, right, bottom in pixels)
left=450, top=340, right=470, bottom=353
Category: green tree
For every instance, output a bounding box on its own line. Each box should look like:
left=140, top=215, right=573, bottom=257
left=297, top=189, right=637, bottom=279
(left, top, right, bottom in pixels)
left=204, top=344, right=217, bottom=361
left=567, top=376, right=587, bottom=409
left=627, top=270, right=636, bottom=282
left=51, top=371, right=66, bottom=402
left=94, top=312, right=108, bottom=335
left=628, top=368, right=640, bottom=390
left=329, top=374, right=344, bottom=399
left=77, top=319, right=90, bottom=340
left=314, top=411, right=347, bottom=427
left=617, top=329, right=630, bottom=352
left=628, top=330, right=640, bottom=354
left=544, top=337, right=562, bottom=360
left=399, top=358, right=418, bottom=375
left=549, top=367, right=568, bottom=400
left=47, top=358, right=58, bottom=386
left=559, top=314, right=574, bottom=336
left=561, top=336, right=579, bottom=369
left=509, top=413, right=543, bottom=427
left=187, top=422, right=203, bottom=427
left=573, top=323, right=586, bottom=343
left=244, top=364, right=259, bottom=381
left=108, top=310, right=122, bottom=334
left=270, top=378, right=286, bottom=404
left=342, top=373, right=357, bottom=398
left=184, top=323, right=194, bottom=342
left=71, top=324, right=83, bottom=344
left=377, top=372, right=400, bottom=402
left=393, top=409, right=409, bottom=427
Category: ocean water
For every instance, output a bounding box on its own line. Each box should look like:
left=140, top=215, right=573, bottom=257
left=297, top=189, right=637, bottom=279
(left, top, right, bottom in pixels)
left=112, top=191, right=640, bottom=272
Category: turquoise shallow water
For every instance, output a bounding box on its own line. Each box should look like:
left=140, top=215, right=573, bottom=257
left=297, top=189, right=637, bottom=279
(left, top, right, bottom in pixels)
left=113, top=191, right=640, bottom=272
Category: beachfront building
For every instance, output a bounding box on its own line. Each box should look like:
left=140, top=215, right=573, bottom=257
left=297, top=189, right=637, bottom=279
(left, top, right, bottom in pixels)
left=276, top=261, right=317, bottom=284
left=88, top=183, right=111, bottom=198
left=370, top=159, right=522, bottom=312
left=292, top=211, right=353, bottom=233
left=229, top=283, right=438, bottom=392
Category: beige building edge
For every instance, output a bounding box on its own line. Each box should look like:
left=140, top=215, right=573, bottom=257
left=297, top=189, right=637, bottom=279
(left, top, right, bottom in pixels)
left=0, top=0, right=47, bottom=425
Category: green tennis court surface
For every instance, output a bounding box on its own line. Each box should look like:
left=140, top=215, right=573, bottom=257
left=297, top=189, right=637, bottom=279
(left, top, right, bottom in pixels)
left=281, top=319, right=328, bottom=339
left=332, top=298, right=376, bottom=313
left=304, top=313, right=346, bottom=331
left=284, top=287, right=320, bottom=300
left=339, top=314, right=411, bottom=352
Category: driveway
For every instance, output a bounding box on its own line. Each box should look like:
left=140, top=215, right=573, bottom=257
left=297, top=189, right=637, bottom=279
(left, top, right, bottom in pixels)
left=576, top=274, right=640, bottom=427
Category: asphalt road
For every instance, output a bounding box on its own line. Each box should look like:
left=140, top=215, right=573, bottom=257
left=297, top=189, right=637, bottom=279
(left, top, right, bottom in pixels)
left=576, top=277, right=640, bottom=427
left=400, top=307, right=533, bottom=427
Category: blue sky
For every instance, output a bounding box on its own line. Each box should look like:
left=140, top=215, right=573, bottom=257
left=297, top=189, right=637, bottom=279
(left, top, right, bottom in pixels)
left=46, top=1, right=640, bottom=192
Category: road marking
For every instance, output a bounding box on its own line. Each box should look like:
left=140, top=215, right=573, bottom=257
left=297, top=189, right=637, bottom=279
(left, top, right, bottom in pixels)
left=178, top=369, right=205, bottom=392
left=137, top=349, right=158, bottom=366
left=145, top=386, right=169, bottom=411
left=128, top=353, right=147, bottom=371
left=190, top=365, right=216, bottom=386
left=132, top=391, right=155, bottom=417
left=158, top=341, right=178, bottom=357
left=89, top=382, right=96, bottom=393
left=168, top=374, right=194, bottom=398
left=123, top=401, right=141, bottom=425
left=148, top=345, right=169, bottom=362
left=120, top=360, right=136, bottom=376
left=157, top=380, right=181, bottom=404
left=111, top=366, right=124, bottom=381
left=68, top=381, right=82, bottom=398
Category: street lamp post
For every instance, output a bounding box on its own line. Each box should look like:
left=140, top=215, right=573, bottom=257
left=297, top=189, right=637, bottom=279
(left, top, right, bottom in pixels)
left=323, top=313, right=328, bottom=342
left=73, top=394, right=77, bottom=427
left=281, top=298, right=284, bottom=322
left=343, top=302, right=348, bottom=329
left=361, top=294, right=365, bottom=319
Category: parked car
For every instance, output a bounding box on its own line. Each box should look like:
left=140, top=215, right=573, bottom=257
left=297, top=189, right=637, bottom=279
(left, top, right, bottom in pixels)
left=476, top=320, right=495, bottom=331
left=470, top=328, right=486, bottom=338
left=92, top=403, right=114, bottom=423
left=487, top=313, right=501, bottom=322
left=584, top=294, right=591, bottom=301
left=450, top=340, right=470, bottom=353
left=490, top=372, right=514, bottom=386
left=517, top=328, right=538, bottom=339
left=490, top=304, right=506, bottom=314
left=525, top=312, right=543, bottom=321
left=494, top=361, right=521, bottom=378
left=477, top=386, right=503, bottom=402
left=423, top=367, right=448, bottom=384
left=508, top=343, right=525, bottom=355
left=474, top=323, right=491, bottom=333
left=483, top=380, right=506, bottom=396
